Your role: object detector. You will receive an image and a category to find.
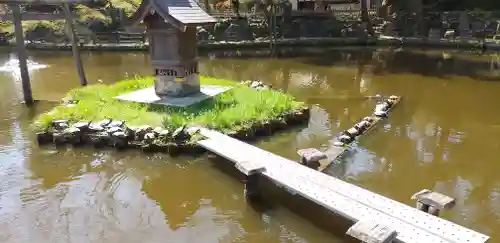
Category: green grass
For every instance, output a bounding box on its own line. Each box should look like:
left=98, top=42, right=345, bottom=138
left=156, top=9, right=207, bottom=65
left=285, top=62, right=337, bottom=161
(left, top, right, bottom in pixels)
left=33, top=76, right=306, bottom=133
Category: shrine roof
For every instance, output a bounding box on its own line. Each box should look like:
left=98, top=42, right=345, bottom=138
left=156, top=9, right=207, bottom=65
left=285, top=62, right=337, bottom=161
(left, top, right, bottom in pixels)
left=129, top=0, right=216, bottom=31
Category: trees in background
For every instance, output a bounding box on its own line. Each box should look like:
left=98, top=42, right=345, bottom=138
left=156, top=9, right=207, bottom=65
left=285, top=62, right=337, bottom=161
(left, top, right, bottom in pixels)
left=373, top=0, right=500, bottom=37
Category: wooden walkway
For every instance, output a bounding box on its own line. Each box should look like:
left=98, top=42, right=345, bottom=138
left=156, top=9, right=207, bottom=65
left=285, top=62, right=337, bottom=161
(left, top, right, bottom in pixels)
left=197, top=128, right=490, bottom=243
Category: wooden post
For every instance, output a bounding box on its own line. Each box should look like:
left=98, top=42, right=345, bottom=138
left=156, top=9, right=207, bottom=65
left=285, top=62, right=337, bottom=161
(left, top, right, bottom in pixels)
left=62, top=3, right=87, bottom=86
left=234, top=161, right=266, bottom=202
left=10, top=4, right=34, bottom=106
left=243, top=173, right=261, bottom=201
left=416, top=202, right=441, bottom=216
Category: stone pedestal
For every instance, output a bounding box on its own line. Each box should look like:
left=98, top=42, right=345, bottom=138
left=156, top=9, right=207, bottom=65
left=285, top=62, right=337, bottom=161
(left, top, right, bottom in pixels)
left=154, top=68, right=200, bottom=97
left=115, top=85, right=231, bottom=108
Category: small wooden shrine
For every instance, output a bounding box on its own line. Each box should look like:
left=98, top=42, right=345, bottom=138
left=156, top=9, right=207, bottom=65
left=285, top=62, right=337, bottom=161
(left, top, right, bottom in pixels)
left=128, top=0, right=216, bottom=97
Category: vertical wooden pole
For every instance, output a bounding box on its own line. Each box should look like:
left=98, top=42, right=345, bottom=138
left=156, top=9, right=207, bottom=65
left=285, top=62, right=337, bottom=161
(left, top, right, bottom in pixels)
left=63, top=3, right=87, bottom=86
left=243, top=173, right=261, bottom=202
left=10, top=4, right=34, bottom=106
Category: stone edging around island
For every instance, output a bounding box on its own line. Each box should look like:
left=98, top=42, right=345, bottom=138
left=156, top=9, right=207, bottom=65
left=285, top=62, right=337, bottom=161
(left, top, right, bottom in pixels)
left=35, top=107, right=310, bottom=156
left=11, top=37, right=500, bottom=52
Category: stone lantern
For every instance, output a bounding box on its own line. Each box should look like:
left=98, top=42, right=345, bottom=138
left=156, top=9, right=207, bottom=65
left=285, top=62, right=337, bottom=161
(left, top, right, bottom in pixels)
left=128, top=0, right=216, bottom=97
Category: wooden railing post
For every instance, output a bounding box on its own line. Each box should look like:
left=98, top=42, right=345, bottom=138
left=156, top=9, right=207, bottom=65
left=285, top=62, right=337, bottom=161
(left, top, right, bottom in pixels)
left=63, top=3, right=87, bottom=86
left=10, top=4, right=34, bottom=106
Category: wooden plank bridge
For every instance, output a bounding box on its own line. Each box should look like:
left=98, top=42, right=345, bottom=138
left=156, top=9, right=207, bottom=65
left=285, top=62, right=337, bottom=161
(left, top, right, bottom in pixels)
left=196, top=128, right=490, bottom=243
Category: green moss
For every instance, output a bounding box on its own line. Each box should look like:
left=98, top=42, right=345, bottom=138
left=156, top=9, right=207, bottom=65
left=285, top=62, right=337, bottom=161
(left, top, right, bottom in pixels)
left=0, top=0, right=141, bottom=37
left=24, top=20, right=66, bottom=35
left=33, top=76, right=306, bottom=133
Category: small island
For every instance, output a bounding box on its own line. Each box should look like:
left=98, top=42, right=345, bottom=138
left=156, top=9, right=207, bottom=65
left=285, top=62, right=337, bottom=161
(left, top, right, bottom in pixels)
left=33, top=76, right=309, bottom=155
left=32, top=0, right=310, bottom=155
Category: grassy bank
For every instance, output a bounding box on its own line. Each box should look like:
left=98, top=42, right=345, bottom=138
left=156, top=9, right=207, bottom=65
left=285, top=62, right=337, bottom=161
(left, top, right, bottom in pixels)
left=33, top=76, right=307, bottom=134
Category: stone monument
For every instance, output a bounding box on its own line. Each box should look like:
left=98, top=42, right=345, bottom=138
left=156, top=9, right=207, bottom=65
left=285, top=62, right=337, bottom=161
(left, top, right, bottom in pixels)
left=116, top=0, right=231, bottom=107
left=458, top=12, right=471, bottom=38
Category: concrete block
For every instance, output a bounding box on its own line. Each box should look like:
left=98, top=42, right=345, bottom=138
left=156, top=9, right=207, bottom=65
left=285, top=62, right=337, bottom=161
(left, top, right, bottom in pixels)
left=347, top=220, right=398, bottom=243
left=411, top=189, right=456, bottom=210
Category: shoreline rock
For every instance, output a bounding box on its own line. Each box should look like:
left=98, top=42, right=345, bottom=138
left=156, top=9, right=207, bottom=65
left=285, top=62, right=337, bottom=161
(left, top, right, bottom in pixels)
left=9, top=36, right=500, bottom=52
left=35, top=107, right=310, bottom=156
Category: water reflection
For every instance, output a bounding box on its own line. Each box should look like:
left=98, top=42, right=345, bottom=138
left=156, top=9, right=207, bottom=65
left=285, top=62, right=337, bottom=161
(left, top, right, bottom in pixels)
left=205, top=47, right=500, bottom=83
left=21, top=149, right=334, bottom=243
left=0, top=53, right=48, bottom=80
left=0, top=47, right=500, bottom=242
left=205, top=48, right=500, bottom=238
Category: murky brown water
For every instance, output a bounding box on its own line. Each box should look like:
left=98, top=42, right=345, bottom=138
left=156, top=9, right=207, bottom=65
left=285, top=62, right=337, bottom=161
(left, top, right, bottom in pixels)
left=1, top=47, right=500, bottom=242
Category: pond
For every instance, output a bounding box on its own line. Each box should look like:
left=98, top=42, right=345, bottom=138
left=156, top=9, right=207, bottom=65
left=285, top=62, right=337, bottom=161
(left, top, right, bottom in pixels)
left=0, top=47, right=499, bottom=242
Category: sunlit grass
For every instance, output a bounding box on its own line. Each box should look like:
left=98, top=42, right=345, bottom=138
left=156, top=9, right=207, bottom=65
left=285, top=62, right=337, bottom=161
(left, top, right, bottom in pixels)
left=33, top=76, right=306, bottom=133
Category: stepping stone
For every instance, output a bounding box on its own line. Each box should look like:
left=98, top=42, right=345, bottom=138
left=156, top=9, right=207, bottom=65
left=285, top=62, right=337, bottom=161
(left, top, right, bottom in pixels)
left=411, top=189, right=456, bottom=210
left=297, top=148, right=327, bottom=164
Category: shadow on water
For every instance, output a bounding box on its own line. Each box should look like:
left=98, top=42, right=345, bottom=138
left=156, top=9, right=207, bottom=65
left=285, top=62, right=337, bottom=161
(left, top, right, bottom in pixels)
left=299, top=48, right=500, bottom=81
left=208, top=47, right=500, bottom=82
